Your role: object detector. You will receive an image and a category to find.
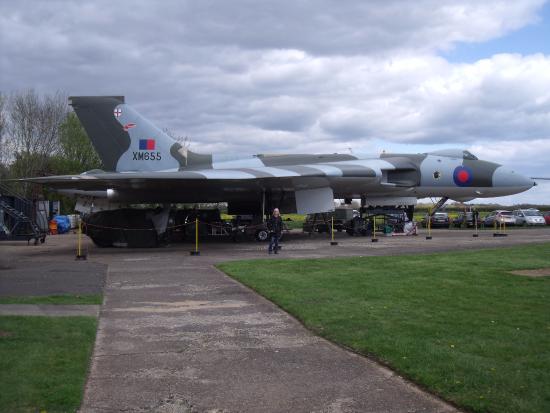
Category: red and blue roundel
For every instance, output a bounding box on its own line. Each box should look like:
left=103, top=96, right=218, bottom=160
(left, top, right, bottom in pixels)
left=453, top=165, right=473, bottom=186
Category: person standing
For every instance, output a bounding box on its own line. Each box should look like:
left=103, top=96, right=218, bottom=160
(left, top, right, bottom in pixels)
left=267, top=208, right=283, bottom=254
left=473, top=209, right=480, bottom=228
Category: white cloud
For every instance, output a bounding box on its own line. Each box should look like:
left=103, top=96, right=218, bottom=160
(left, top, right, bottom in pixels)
left=1, top=0, right=544, bottom=56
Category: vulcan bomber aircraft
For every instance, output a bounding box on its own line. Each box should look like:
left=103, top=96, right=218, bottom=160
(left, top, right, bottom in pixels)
left=24, top=96, right=535, bottom=243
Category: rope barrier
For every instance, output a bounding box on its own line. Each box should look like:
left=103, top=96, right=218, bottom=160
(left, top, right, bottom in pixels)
left=78, top=211, right=414, bottom=234
left=36, top=213, right=422, bottom=246
left=81, top=219, right=270, bottom=232
left=64, top=217, right=424, bottom=237
left=82, top=221, right=191, bottom=231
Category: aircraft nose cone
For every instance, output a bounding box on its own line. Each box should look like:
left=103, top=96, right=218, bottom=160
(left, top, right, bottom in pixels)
left=492, top=166, right=533, bottom=193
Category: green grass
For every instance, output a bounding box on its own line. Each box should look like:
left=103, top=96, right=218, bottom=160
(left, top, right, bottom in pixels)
left=218, top=243, right=550, bottom=413
left=0, top=316, right=97, bottom=413
left=0, top=294, right=102, bottom=305
left=0, top=294, right=103, bottom=305
left=283, top=214, right=306, bottom=230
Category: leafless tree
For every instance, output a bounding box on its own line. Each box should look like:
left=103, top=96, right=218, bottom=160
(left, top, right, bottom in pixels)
left=8, top=89, right=68, bottom=178
left=0, top=93, right=7, bottom=166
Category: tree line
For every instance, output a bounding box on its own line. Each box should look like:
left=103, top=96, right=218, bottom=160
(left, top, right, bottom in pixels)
left=0, top=90, right=102, bottom=197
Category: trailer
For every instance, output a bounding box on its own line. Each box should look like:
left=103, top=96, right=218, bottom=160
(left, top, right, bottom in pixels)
left=303, top=208, right=359, bottom=234
left=303, top=206, right=416, bottom=237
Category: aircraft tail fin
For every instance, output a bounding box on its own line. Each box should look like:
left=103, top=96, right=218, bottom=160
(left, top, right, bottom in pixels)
left=69, top=96, right=204, bottom=172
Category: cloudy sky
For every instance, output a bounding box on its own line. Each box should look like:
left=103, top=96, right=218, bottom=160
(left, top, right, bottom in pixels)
left=1, top=0, right=550, bottom=204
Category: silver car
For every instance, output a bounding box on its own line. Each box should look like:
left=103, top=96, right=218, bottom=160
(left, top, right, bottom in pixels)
left=513, top=209, right=546, bottom=226
left=484, top=210, right=516, bottom=227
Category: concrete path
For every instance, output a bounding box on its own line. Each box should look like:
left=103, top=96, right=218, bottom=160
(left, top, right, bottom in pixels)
left=0, top=261, right=106, bottom=297
left=0, top=304, right=100, bottom=317
left=80, top=253, right=458, bottom=412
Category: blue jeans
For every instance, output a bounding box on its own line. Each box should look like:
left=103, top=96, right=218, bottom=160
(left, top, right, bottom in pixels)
left=268, top=233, right=279, bottom=252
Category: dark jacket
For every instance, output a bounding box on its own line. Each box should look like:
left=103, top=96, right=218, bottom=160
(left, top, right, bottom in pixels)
left=267, top=215, right=283, bottom=236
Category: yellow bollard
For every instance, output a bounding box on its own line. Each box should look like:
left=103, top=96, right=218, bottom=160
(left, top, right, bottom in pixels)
left=501, top=218, right=507, bottom=236
left=76, top=219, right=87, bottom=260
left=330, top=215, right=338, bottom=245
left=190, top=217, right=200, bottom=255
left=372, top=215, right=378, bottom=242
left=494, top=216, right=507, bottom=237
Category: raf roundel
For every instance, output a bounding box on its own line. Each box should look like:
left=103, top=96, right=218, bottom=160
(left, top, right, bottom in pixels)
left=453, top=165, right=473, bottom=187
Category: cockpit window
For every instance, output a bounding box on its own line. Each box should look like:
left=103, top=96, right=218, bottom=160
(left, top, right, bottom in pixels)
left=426, top=149, right=479, bottom=160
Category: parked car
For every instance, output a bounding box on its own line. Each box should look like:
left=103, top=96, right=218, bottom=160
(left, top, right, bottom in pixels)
left=422, top=212, right=450, bottom=228
left=452, top=211, right=478, bottom=228
left=484, top=210, right=516, bottom=227
left=513, top=209, right=546, bottom=226
left=543, top=211, right=550, bottom=225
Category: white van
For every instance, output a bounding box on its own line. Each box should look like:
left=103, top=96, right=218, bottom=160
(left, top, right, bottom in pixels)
left=513, top=209, right=546, bottom=226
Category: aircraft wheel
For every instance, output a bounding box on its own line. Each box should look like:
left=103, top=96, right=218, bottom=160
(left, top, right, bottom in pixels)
left=255, top=229, right=269, bottom=242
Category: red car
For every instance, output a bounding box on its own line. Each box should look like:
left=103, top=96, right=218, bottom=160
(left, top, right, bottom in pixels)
left=543, top=211, right=550, bottom=225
